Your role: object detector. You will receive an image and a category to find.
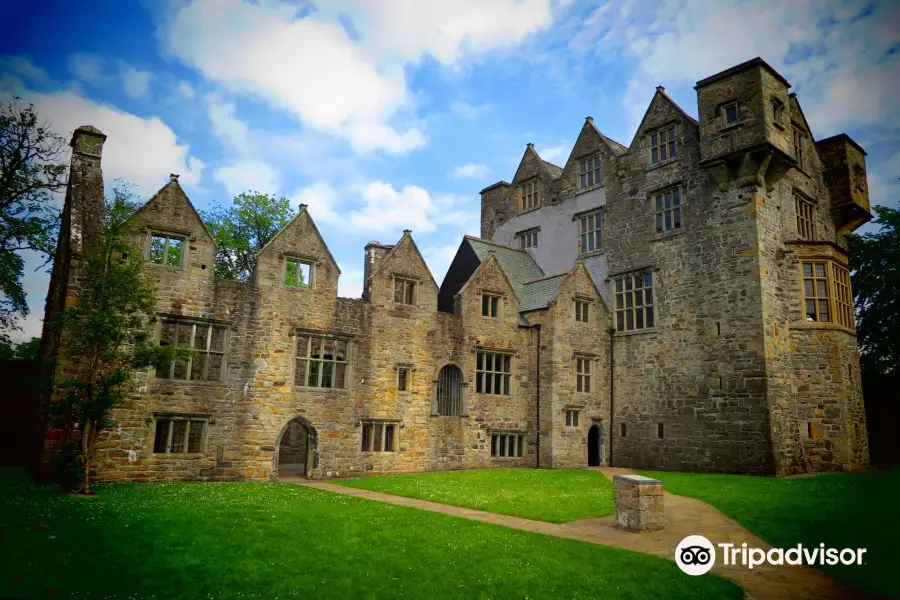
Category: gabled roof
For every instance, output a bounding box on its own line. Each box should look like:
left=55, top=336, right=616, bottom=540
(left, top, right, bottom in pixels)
left=464, top=236, right=544, bottom=302
left=519, top=273, right=568, bottom=312
left=369, top=230, right=438, bottom=290
left=257, top=204, right=341, bottom=274
left=628, top=87, right=700, bottom=148
left=131, top=177, right=216, bottom=248
left=457, top=251, right=520, bottom=304
left=601, top=134, right=629, bottom=155
left=543, top=160, right=564, bottom=178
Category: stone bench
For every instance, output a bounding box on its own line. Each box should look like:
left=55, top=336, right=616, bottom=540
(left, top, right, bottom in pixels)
left=613, top=474, right=665, bottom=532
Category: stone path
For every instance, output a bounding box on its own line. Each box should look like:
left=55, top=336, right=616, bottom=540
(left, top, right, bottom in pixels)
left=286, top=469, right=876, bottom=599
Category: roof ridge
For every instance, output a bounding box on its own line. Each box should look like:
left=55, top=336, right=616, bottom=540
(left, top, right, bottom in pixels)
left=523, top=272, right=569, bottom=284
left=464, top=235, right=529, bottom=253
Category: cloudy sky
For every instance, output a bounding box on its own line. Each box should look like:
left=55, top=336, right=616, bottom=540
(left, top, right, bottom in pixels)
left=1, top=0, right=899, bottom=342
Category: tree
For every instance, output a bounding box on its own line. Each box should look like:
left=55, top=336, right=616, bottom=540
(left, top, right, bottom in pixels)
left=48, top=185, right=192, bottom=494
left=0, top=97, right=67, bottom=334
left=849, top=205, right=900, bottom=375
left=0, top=335, right=41, bottom=361
left=200, top=191, right=295, bottom=281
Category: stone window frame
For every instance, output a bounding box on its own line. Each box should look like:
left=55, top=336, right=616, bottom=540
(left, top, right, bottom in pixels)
left=294, top=329, right=353, bottom=391
left=578, top=152, right=603, bottom=190
left=490, top=430, right=525, bottom=458
left=151, top=413, right=209, bottom=454
left=722, top=101, right=740, bottom=126
left=652, top=184, right=683, bottom=235
left=792, top=125, right=808, bottom=172
left=481, top=291, right=502, bottom=319
left=393, top=275, right=418, bottom=306
left=576, top=208, right=602, bottom=255
left=574, top=296, right=590, bottom=323
left=798, top=259, right=854, bottom=330
left=649, top=125, right=677, bottom=165
left=613, top=270, right=655, bottom=332
left=393, top=362, right=415, bottom=394
left=565, top=407, right=582, bottom=428
left=282, top=254, right=316, bottom=290
left=518, top=178, right=540, bottom=213
left=515, top=226, right=539, bottom=249
left=772, top=98, right=786, bottom=130
left=794, top=192, right=817, bottom=240
left=575, top=353, right=594, bottom=393
left=360, top=419, right=400, bottom=453
left=146, top=230, right=188, bottom=269
left=153, top=315, right=230, bottom=382
left=475, top=347, right=514, bottom=396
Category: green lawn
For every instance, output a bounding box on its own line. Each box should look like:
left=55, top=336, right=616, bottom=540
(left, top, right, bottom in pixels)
left=0, top=468, right=739, bottom=600
left=638, top=469, right=900, bottom=599
left=336, top=468, right=615, bottom=523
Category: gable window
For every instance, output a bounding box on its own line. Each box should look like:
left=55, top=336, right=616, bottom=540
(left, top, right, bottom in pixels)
left=614, top=272, right=654, bottom=332
left=800, top=261, right=853, bottom=329
left=394, top=277, right=416, bottom=305
left=296, top=332, right=349, bottom=389
left=397, top=367, right=409, bottom=392
left=772, top=98, right=785, bottom=125
left=476, top=350, right=511, bottom=395
left=482, top=293, right=500, bottom=318
left=360, top=421, right=397, bottom=452
left=157, top=320, right=228, bottom=381
left=148, top=233, right=185, bottom=267
left=578, top=210, right=602, bottom=254
left=153, top=416, right=206, bottom=454
left=576, top=356, right=591, bottom=393
left=795, top=194, right=817, bottom=240
left=793, top=127, right=807, bottom=171
left=575, top=298, right=590, bottom=323
left=579, top=153, right=602, bottom=189
left=723, top=102, right=739, bottom=125
left=565, top=409, right=580, bottom=427
left=650, top=126, right=677, bottom=164
left=516, top=228, right=538, bottom=249
left=491, top=432, right=524, bottom=458
left=654, top=186, right=682, bottom=234
left=285, top=258, right=312, bottom=288
left=519, top=179, right=539, bottom=213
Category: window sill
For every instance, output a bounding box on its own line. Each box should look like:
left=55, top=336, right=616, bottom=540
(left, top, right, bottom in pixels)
left=721, top=121, right=744, bottom=132
left=647, top=157, right=679, bottom=172
left=475, top=393, right=512, bottom=398
left=789, top=322, right=856, bottom=336
left=651, top=229, right=685, bottom=242
left=614, top=327, right=657, bottom=337
left=578, top=249, right=606, bottom=259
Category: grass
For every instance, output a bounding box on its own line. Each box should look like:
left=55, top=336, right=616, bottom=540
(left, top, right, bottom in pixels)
left=638, top=469, right=900, bottom=599
left=0, top=468, right=740, bottom=600
left=335, top=468, right=615, bottom=523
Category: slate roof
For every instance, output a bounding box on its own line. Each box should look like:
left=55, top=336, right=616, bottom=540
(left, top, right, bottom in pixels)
left=543, top=160, right=564, bottom=178
left=465, top=236, right=544, bottom=302
left=520, top=273, right=568, bottom=312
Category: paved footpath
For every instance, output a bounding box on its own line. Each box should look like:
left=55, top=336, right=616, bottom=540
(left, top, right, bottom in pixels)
left=288, top=468, right=878, bottom=600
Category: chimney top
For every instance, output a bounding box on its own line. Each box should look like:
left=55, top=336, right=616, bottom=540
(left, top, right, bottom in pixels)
left=526, top=142, right=534, bottom=149
left=298, top=203, right=308, bottom=210
left=170, top=173, right=180, bottom=181
left=585, top=116, right=593, bottom=123
left=656, top=85, right=665, bottom=93
left=403, top=229, right=411, bottom=235
left=70, top=125, right=107, bottom=157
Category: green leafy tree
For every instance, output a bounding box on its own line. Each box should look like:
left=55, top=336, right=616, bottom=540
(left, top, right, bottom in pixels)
left=0, top=97, right=67, bottom=334
left=200, top=191, right=295, bottom=281
left=48, top=185, right=192, bottom=494
left=849, top=205, right=900, bottom=375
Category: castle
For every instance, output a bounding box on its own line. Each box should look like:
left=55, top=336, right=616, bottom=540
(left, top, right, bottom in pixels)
left=39, top=57, right=871, bottom=481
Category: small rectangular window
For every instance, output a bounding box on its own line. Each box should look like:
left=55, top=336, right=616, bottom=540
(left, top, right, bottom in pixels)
left=575, top=299, right=590, bottom=323
left=394, top=278, right=416, bottom=305
left=519, top=180, right=539, bottom=212
left=360, top=422, right=398, bottom=452
left=579, top=153, right=602, bottom=189
left=793, top=127, right=807, bottom=171
left=578, top=210, right=602, bottom=254
left=795, top=194, right=816, bottom=240
left=397, top=367, right=409, bottom=392
left=565, top=409, right=580, bottom=427
left=491, top=433, right=524, bottom=458
left=649, top=126, right=677, bottom=164
left=576, top=357, right=591, bottom=393
left=482, top=293, right=500, bottom=318
left=285, top=258, right=312, bottom=288
left=148, top=233, right=185, bottom=267
left=724, top=102, right=739, bottom=125
left=153, top=417, right=206, bottom=453
left=654, top=186, right=682, bottom=234
left=476, top=350, right=512, bottom=395
left=620, top=422, right=626, bottom=438
left=515, top=229, right=538, bottom=249
left=657, top=423, right=664, bottom=439
left=614, top=272, right=654, bottom=331
left=772, top=98, right=785, bottom=124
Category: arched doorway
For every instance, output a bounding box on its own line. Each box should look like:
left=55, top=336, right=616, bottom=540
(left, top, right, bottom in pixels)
left=436, top=364, right=462, bottom=415
left=588, top=424, right=603, bottom=467
left=276, top=417, right=317, bottom=479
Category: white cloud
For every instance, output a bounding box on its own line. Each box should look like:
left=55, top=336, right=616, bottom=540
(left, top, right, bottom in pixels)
left=291, top=181, right=343, bottom=224
left=68, top=53, right=106, bottom=85
left=452, top=162, right=491, bottom=180
left=119, top=63, right=155, bottom=98
left=539, top=143, right=569, bottom=164
left=213, top=161, right=279, bottom=198
left=450, top=101, right=491, bottom=119
left=177, top=80, right=196, bottom=100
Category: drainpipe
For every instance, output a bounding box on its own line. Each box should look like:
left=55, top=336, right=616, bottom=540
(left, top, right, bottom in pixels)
left=608, top=326, right=616, bottom=467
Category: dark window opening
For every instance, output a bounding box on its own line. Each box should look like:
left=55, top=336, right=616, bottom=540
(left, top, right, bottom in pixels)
left=657, top=423, right=664, bottom=439
left=620, top=422, right=627, bottom=438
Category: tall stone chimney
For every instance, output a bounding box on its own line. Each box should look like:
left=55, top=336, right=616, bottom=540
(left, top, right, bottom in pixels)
left=66, top=125, right=107, bottom=252
left=362, top=241, right=394, bottom=302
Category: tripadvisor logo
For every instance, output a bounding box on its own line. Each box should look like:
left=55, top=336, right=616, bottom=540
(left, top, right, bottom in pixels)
left=675, top=535, right=868, bottom=576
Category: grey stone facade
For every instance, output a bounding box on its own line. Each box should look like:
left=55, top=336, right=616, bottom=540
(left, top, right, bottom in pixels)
left=40, top=57, right=869, bottom=482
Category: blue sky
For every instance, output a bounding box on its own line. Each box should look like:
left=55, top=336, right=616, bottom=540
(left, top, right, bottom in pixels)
left=1, top=0, right=899, bottom=341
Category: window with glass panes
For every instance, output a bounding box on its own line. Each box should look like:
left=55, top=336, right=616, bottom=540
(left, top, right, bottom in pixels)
left=795, top=195, right=816, bottom=240
left=614, top=272, right=654, bottom=331
left=724, top=102, right=739, bottom=124
left=650, top=126, right=677, bottom=164
left=801, top=262, right=830, bottom=322
left=575, top=298, right=589, bottom=323
left=153, top=416, right=206, bottom=453
left=565, top=409, right=580, bottom=427
left=491, top=432, right=524, bottom=458
left=516, top=229, right=538, bottom=249
left=476, top=350, right=511, bottom=395
left=360, top=421, right=397, bottom=452
left=157, top=320, right=228, bottom=381
left=576, top=357, right=591, bottom=392
left=578, top=210, right=601, bottom=254
left=832, top=264, right=853, bottom=329
left=295, top=332, right=349, bottom=389
left=148, top=233, right=184, bottom=267
left=393, top=277, right=416, bottom=305
left=579, top=153, right=602, bottom=189
left=654, top=186, right=682, bottom=233
left=793, top=127, right=807, bottom=171
left=519, top=180, right=539, bottom=212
